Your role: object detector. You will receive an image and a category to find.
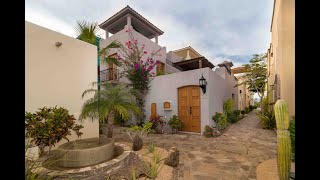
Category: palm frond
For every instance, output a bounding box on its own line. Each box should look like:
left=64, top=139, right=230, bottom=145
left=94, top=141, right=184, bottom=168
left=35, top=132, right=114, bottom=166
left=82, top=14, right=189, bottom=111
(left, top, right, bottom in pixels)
left=75, top=20, right=99, bottom=45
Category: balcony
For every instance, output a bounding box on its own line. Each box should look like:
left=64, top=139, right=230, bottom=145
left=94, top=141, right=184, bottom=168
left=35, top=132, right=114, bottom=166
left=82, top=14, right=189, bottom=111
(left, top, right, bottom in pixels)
left=100, top=68, right=119, bottom=82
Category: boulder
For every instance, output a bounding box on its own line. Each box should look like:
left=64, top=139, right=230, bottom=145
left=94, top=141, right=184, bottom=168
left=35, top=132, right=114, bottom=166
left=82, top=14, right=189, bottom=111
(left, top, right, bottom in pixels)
left=132, top=135, right=143, bottom=151
left=164, top=147, right=179, bottom=167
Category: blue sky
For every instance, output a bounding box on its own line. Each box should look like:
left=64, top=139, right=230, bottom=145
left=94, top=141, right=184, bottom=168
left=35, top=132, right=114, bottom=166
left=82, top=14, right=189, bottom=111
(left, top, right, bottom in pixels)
left=25, top=0, right=273, bottom=67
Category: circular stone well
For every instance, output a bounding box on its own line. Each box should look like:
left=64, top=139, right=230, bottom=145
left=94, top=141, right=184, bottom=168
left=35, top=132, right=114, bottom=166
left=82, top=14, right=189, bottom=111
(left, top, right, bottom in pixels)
left=56, top=137, right=114, bottom=168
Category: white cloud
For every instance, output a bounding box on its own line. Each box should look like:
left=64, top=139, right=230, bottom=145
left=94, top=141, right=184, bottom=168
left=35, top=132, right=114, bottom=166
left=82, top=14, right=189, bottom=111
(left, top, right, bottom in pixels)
left=25, top=0, right=273, bottom=66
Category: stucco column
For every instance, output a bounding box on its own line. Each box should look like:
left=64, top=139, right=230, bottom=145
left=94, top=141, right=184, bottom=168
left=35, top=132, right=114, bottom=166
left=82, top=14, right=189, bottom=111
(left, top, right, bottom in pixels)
left=199, top=59, right=202, bottom=68
left=127, top=15, right=132, bottom=26
left=106, top=29, right=109, bottom=38
left=155, top=34, right=158, bottom=44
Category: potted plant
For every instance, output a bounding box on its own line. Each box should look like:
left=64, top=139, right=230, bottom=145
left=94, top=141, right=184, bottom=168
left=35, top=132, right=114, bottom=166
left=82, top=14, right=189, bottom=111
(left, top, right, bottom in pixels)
left=168, top=115, right=183, bottom=133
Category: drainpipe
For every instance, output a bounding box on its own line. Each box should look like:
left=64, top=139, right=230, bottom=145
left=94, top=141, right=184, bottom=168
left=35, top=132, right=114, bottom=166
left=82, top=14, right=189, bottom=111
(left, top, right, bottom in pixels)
left=96, top=37, right=101, bottom=91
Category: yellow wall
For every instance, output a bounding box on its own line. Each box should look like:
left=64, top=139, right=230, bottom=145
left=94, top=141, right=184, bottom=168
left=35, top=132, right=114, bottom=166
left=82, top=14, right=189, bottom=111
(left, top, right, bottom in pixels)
left=25, top=21, right=99, bottom=150
left=267, top=0, right=295, bottom=116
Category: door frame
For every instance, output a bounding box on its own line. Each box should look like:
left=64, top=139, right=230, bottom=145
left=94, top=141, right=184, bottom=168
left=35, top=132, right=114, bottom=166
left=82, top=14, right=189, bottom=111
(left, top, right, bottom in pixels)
left=177, top=85, right=201, bottom=133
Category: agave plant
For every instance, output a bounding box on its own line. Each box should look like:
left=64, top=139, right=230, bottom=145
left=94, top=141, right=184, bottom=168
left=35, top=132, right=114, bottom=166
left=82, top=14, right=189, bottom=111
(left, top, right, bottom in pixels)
left=79, top=82, right=141, bottom=138
left=257, top=110, right=276, bottom=129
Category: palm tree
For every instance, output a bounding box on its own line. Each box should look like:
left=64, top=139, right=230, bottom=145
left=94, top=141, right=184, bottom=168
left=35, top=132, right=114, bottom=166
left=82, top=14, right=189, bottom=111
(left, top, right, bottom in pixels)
left=75, top=20, right=99, bottom=45
left=79, top=82, right=141, bottom=138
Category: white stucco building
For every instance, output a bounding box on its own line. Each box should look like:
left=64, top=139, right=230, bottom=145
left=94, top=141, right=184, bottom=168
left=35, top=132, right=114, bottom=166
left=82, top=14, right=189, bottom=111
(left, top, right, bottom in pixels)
left=25, top=21, right=99, bottom=158
left=98, top=6, right=240, bottom=134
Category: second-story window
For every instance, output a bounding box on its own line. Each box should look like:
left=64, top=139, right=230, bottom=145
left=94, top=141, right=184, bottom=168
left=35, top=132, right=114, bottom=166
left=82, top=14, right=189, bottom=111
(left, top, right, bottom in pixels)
left=107, top=53, right=118, bottom=81
left=156, top=62, right=165, bottom=75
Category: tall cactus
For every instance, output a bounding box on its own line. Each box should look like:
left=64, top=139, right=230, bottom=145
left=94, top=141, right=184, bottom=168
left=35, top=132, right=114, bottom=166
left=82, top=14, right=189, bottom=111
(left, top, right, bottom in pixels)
left=274, top=100, right=291, bottom=180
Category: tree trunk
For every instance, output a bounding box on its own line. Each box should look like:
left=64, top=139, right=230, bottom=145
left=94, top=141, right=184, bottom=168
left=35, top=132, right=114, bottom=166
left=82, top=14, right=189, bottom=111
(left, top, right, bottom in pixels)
left=107, top=110, right=115, bottom=138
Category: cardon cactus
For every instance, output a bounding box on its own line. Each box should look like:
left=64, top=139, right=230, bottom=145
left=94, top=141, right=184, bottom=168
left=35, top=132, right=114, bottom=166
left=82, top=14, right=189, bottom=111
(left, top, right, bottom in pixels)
left=274, top=100, right=291, bottom=180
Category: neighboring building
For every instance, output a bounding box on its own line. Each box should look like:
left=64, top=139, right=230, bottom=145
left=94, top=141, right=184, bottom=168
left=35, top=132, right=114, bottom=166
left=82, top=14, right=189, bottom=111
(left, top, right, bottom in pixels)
left=267, top=0, right=295, bottom=116
left=98, top=6, right=239, bottom=134
left=232, top=67, right=254, bottom=110
left=25, top=21, right=99, bottom=154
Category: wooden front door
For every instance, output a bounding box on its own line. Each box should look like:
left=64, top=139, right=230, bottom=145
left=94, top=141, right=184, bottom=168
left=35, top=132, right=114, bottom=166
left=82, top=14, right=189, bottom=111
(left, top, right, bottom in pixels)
left=178, top=86, right=201, bottom=133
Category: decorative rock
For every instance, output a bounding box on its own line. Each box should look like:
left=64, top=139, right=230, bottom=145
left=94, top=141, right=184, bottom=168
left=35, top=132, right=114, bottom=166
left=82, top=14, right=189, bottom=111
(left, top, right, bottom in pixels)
left=165, top=147, right=179, bottom=167
left=132, top=134, right=143, bottom=151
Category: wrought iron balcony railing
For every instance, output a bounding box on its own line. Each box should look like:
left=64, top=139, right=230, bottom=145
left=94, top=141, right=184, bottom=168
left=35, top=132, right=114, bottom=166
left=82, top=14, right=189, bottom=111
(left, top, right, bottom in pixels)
left=100, top=68, right=119, bottom=82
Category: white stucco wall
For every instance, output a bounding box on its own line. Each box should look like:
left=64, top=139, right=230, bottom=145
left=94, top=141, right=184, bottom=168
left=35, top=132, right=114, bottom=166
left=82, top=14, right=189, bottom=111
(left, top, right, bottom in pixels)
left=145, top=67, right=238, bottom=134
left=208, top=67, right=239, bottom=126
left=145, top=68, right=210, bottom=134
left=99, top=25, right=167, bottom=83
left=25, top=21, right=99, bottom=151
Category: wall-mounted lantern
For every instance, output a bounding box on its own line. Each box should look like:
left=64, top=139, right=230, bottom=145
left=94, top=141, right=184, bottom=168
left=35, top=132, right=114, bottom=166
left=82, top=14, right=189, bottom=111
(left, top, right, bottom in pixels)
left=199, top=74, right=207, bottom=94
left=55, top=41, right=62, bottom=47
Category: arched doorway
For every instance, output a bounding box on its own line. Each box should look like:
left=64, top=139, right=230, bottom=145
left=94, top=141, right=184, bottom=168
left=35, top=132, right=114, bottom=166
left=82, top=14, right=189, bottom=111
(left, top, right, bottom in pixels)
left=178, top=85, right=201, bottom=133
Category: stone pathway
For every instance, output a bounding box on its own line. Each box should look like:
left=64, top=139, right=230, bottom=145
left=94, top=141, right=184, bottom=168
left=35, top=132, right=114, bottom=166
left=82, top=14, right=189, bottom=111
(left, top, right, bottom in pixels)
left=113, top=109, right=277, bottom=180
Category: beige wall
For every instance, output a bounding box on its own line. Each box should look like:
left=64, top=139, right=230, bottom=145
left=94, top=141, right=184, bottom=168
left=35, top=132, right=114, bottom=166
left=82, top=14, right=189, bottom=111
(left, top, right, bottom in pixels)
left=235, top=74, right=252, bottom=110
left=25, top=21, right=99, bottom=150
left=267, top=0, right=295, bottom=116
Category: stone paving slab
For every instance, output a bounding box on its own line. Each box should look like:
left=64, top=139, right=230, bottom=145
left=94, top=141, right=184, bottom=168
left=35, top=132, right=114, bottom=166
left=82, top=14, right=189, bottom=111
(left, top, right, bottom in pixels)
left=113, top=109, right=277, bottom=180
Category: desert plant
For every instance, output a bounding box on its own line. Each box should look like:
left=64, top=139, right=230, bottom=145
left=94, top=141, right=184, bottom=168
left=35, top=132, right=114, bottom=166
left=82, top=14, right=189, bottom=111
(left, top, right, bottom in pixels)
left=147, top=141, right=156, bottom=153
left=153, top=150, right=163, bottom=164
left=126, top=121, right=155, bottom=140
left=223, top=98, right=234, bottom=115
left=131, top=168, right=137, bottom=180
left=258, top=110, right=276, bottom=129
left=25, top=106, right=84, bottom=156
left=80, top=83, right=141, bottom=138
left=168, top=115, right=183, bottom=133
left=289, top=116, right=295, bottom=162
left=143, top=159, right=162, bottom=179
left=274, top=100, right=291, bottom=180
left=149, top=114, right=166, bottom=133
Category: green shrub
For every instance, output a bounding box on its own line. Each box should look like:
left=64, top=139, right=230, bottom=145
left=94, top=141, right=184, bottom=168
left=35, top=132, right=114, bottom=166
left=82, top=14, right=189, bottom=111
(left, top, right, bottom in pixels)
left=253, top=105, right=258, bottom=109
left=227, top=112, right=238, bottom=123
left=168, top=115, right=183, bottom=133
left=262, top=97, right=270, bottom=114
left=25, top=106, right=84, bottom=156
left=289, top=116, right=295, bottom=162
left=203, top=125, right=214, bottom=137
left=249, top=105, right=254, bottom=111
left=233, top=110, right=241, bottom=117
left=114, top=112, right=126, bottom=126
left=258, top=110, right=276, bottom=129
left=212, top=112, right=223, bottom=122
left=244, top=107, right=250, bottom=114
left=240, top=109, right=246, bottom=114
left=223, top=98, right=234, bottom=114
left=254, top=101, right=260, bottom=107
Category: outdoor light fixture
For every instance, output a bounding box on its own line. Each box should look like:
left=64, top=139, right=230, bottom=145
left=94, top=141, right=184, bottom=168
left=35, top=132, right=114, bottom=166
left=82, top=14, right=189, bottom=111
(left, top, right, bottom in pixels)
left=199, top=74, right=207, bottom=94
left=55, top=41, right=62, bottom=47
